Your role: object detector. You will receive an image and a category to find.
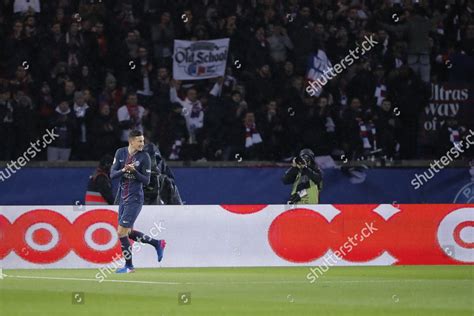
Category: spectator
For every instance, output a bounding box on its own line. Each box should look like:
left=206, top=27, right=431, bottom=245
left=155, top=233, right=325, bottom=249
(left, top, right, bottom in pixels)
left=150, top=12, right=174, bottom=62
left=63, top=22, right=85, bottom=54
left=358, top=109, right=378, bottom=157
left=82, top=89, right=97, bottom=110
left=132, top=46, right=155, bottom=101
left=38, top=81, right=54, bottom=132
left=380, top=4, right=434, bottom=83
left=241, top=111, right=264, bottom=160
left=150, top=66, right=171, bottom=113
left=59, top=80, right=77, bottom=104
left=24, top=15, right=38, bottom=39
left=246, top=27, right=271, bottom=70
left=0, top=0, right=469, bottom=162
left=48, top=101, right=75, bottom=161
left=302, top=96, right=337, bottom=156
left=13, top=93, right=35, bottom=157
left=341, top=97, right=364, bottom=159
left=247, top=64, right=275, bottom=109
left=125, top=30, right=141, bottom=60
left=99, top=73, right=123, bottom=112
left=40, top=22, right=65, bottom=69
left=117, top=92, right=146, bottom=146
left=169, top=80, right=204, bottom=147
left=75, top=65, right=98, bottom=92
left=72, top=91, right=91, bottom=160
left=3, top=20, right=27, bottom=75
left=148, top=66, right=171, bottom=143
left=289, top=6, right=315, bottom=74
left=167, top=103, right=189, bottom=160
left=0, top=86, right=15, bottom=160
left=258, top=99, right=285, bottom=160
left=219, top=90, right=250, bottom=160
left=9, top=65, right=34, bottom=96
left=90, top=102, right=118, bottom=160
left=93, top=22, right=108, bottom=65
left=275, top=61, right=296, bottom=92
left=202, top=83, right=229, bottom=160
left=387, top=65, right=429, bottom=159
left=374, top=99, right=400, bottom=159
left=267, top=24, right=294, bottom=64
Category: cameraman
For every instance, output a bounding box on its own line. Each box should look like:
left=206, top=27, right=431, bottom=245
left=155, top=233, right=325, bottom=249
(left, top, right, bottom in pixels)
left=143, top=141, right=183, bottom=205
left=85, top=155, right=114, bottom=205
left=282, top=149, right=323, bottom=204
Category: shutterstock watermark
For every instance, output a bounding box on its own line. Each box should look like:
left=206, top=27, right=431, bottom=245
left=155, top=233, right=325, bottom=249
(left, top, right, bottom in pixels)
left=306, top=35, right=379, bottom=96
left=0, top=128, right=59, bottom=182
left=95, top=221, right=166, bottom=282
left=411, top=128, right=474, bottom=190
left=306, top=221, right=378, bottom=283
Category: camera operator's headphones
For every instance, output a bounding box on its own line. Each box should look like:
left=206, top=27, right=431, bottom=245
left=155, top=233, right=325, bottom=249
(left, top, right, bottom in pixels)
left=299, top=148, right=315, bottom=165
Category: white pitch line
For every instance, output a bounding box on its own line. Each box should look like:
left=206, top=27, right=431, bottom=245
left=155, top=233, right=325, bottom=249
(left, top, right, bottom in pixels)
left=3, top=275, right=471, bottom=286
left=187, top=279, right=472, bottom=285
left=7, top=275, right=179, bottom=285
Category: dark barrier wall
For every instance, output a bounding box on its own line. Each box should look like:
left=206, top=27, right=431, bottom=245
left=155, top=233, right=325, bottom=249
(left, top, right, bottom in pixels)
left=0, top=167, right=472, bottom=205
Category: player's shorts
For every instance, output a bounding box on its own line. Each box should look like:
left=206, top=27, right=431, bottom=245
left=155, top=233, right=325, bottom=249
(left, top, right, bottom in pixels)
left=118, top=200, right=143, bottom=228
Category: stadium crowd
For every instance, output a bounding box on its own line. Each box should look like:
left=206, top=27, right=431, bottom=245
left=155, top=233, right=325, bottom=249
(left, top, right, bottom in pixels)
left=0, top=0, right=473, bottom=162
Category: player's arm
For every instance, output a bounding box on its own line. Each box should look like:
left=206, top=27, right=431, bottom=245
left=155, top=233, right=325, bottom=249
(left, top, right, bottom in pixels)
left=133, top=153, right=151, bottom=185
left=110, top=149, right=125, bottom=179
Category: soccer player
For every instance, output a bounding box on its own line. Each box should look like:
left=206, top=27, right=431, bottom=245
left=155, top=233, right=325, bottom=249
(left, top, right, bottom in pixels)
left=111, top=129, right=166, bottom=273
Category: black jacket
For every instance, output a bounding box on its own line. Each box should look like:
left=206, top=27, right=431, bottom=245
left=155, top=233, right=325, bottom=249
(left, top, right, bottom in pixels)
left=87, top=168, right=114, bottom=205
left=282, top=165, right=323, bottom=190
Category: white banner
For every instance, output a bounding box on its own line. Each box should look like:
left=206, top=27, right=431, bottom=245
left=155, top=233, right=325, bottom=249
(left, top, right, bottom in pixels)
left=0, top=205, right=470, bottom=269
left=173, top=38, right=229, bottom=80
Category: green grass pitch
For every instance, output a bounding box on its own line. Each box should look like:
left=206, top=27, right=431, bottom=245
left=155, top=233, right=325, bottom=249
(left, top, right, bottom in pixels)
left=0, top=266, right=472, bottom=315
